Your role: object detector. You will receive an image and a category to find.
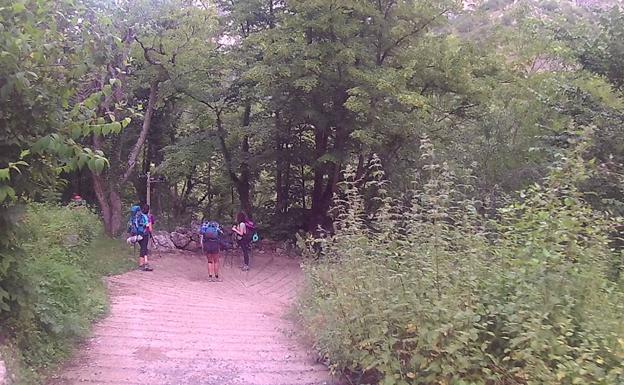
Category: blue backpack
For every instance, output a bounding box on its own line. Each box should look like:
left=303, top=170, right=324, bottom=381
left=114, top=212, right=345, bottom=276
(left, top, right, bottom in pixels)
left=200, top=221, right=220, bottom=241
left=128, top=205, right=148, bottom=236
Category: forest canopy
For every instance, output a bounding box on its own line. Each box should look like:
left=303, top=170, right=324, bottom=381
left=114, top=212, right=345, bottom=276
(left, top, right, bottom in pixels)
left=0, top=0, right=622, bottom=236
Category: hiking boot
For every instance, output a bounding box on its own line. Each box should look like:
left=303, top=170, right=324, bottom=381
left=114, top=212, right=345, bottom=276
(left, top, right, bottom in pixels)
left=142, top=264, right=154, bottom=272
left=241, top=264, right=250, bottom=271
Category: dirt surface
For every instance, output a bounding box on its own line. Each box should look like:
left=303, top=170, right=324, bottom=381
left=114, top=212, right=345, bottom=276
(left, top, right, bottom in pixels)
left=48, top=250, right=336, bottom=385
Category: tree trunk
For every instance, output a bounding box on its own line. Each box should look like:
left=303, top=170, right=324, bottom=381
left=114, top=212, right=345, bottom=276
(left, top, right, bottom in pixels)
left=207, top=161, right=212, bottom=218
left=301, top=162, right=306, bottom=210
left=92, top=81, right=159, bottom=236
left=92, top=174, right=125, bottom=236
left=275, top=111, right=288, bottom=214
left=309, top=127, right=332, bottom=234
left=92, top=172, right=113, bottom=235
left=214, top=106, right=253, bottom=217
left=276, top=156, right=285, bottom=213
left=299, top=130, right=306, bottom=210
left=237, top=177, right=253, bottom=217
left=237, top=103, right=253, bottom=216
left=308, top=122, right=345, bottom=235
left=122, top=81, right=158, bottom=185
left=109, top=190, right=123, bottom=235
left=283, top=159, right=291, bottom=213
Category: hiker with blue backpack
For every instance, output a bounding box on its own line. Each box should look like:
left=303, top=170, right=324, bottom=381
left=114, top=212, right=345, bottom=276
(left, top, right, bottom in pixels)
left=231, top=211, right=256, bottom=271
left=200, top=221, right=223, bottom=281
left=127, top=203, right=153, bottom=272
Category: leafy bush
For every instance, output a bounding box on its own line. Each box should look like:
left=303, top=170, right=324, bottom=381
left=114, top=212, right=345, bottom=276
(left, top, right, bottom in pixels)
left=0, top=203, right=133, bottom=384
left=297, top=141, right=624, bottom=385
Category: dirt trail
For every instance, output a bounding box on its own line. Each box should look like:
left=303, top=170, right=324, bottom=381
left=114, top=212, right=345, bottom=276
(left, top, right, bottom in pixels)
left=49, top=250, right=336, bottom=385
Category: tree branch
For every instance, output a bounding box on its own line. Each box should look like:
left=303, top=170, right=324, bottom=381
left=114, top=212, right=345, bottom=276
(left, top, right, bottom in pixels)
left=379, top=9, right=449, bottom=65
left=121, top=81, right=159, bottom=184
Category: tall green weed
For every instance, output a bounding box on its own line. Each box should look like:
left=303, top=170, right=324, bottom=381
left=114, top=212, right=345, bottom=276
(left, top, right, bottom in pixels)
left=298, top=139, right=624, bottom=385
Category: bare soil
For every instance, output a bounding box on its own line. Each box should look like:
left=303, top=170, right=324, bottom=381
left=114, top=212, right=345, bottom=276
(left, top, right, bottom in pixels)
left=48, top=249, right=336, bottom=385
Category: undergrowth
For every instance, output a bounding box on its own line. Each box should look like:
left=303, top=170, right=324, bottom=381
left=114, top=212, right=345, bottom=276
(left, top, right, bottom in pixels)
left=0, top=203, right=133, bottom=385
left=297, top=139, right=624, bottom=385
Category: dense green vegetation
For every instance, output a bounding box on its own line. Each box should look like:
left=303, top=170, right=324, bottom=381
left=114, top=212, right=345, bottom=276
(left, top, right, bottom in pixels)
left=298, top=140, right=624, bottom=384
left=1, top=0, right=623, bottom=384
left=1, top=204, right=132, bottom=384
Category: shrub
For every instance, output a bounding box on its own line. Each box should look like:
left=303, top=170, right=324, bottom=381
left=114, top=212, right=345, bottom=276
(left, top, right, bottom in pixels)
left=0, top=203, right=133, bottom=384
left=297, top=140, right=624, bottom=385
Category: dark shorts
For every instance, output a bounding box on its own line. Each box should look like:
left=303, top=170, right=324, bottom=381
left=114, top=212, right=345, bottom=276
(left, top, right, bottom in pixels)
left=206, top=253, right=219, bottom=263
left=138, top=235, right=149, bottom=256
left=203, top=239, right=220, bottom=254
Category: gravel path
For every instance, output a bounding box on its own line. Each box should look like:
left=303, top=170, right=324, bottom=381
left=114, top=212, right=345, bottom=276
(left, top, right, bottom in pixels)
left=48, top=250, right=336, bottom=385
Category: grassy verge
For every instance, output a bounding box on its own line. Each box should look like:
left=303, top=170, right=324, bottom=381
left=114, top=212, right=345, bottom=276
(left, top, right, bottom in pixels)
left=0, top=204, right=134, bottom=385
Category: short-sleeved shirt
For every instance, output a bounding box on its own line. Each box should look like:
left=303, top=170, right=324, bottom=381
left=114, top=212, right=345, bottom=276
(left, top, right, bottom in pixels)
left=234, top=222, right=247, bottom=240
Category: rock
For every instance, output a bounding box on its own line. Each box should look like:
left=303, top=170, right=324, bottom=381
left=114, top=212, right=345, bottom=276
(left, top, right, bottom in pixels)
left=175, top=226, right=189, bottom=235
left=171, top=232, right=192, bottom=249
left=153, top=230, right=170, bottom=237
left=186, top=241, right=200, bottom=251
left=152, top=233, right=175, bottom=249
left=170, top=232, right=201, bottom=251
left=63, top=234, right=80, bottom=247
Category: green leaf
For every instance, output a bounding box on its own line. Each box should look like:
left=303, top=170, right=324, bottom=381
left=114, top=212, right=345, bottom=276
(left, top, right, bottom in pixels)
left=0, top=185, right=15, bottom=203
left=121, top=117, right=131, bottom=128
left=9, top=161, right=28, bottom=172
left=71, top=124, right=82, bottom=138
left=32, top=136, right=51, bottom=153
left=77, top=154, right=88, bottom=170
left=12, top=2, right=26, bottom=13
left=87, top=158, right=97, bottom=172
left=94, top=158, right=107, bottom=174
left=92, top=124, right=102, bottom=136
left=101, top=122, right=121, bottom=135
left=101, top=123, right=112, bottom=135
left=0, top=169, right=10, bottom=181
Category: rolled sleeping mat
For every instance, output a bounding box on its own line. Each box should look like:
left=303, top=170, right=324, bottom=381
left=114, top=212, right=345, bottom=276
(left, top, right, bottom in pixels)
left=126, top=235, right=144, bottom=244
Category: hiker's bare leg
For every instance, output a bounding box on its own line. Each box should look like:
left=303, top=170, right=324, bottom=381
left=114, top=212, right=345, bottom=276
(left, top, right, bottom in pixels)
left=214, top=258, right=220, bottom=278
left=139, top=256, right=145, bottom=267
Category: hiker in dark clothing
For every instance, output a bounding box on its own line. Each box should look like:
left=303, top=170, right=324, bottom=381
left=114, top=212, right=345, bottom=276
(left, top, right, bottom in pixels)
left=200, top=221, right=223, bottom=281
left=232, top=212, right=253, bottom=271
